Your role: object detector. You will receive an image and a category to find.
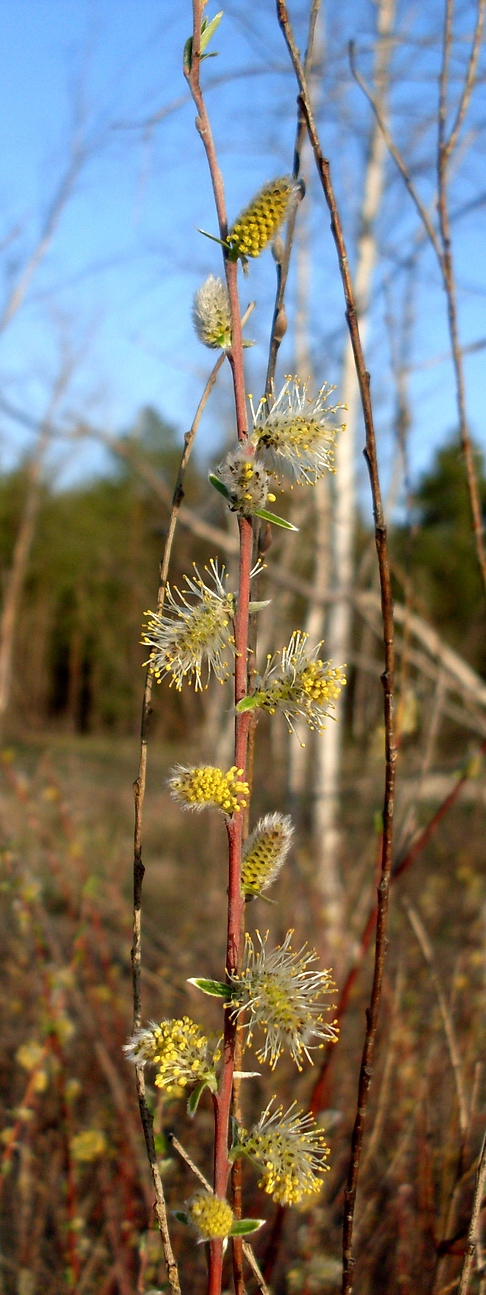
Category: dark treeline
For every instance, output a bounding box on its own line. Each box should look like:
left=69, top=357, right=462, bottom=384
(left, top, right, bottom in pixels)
left=1, top=409, right=214, bottom=738
left=2, top=413, right=485, bottom=738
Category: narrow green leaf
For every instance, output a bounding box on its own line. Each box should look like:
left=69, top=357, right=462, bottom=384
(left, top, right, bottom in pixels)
left=235, top=694, right=263, bottom=713
left=188, top=976, right=232, bottom=999
left=187, top=1081, right=208, bottom=1118
left=252, top=506, right=299, bottom=531
left=154, top=1131, right=170, bottom=1157
left=230, top=1218, right=266, bottom=1236
left=183, top=36, right=193, bottom=71
left=209, top=473, right=232, bottom=501
left=197, top=227, right=229, bottom=249
left=200, top=11, right=223, bottom=53
left=230, top=1116, right=241, bottom=1150
left=174, top=1211, right=189, bottom=1226
left=248, top=600, right=271, bottom=613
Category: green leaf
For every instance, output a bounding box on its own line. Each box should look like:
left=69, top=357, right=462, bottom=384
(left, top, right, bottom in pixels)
left=252, top=506, right=299, bottom=531
left=230, top=1116, right=241, bottom=1150
left=235, top=694, right=263, bottom=713
left=248, top=600, right=271, bottom=613
left=188, top=977, right=232, bottom=999
left=183, top=12, right=223, bottom=72
left=154, top=1131, right=170, bottom=1157
left=197, top=227, right=229, bottom=249
left=201, top=10, right=223, bottom=53
left=187, top=1081, right=209, bottom=1118
left=209, top=473, right=232, bottom=501
left=230, top=1218, right=266, bottom=1236
left=174, top=1210, right=189, bottom=1225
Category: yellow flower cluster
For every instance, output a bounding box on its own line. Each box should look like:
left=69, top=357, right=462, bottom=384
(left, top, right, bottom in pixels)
left=251, top=377, right=345, bottom=485
left=230, top=930, right=337, bottom=1069
left=70, top=1129, right=107, bottom=1164
left=124, top=1017, right=220, bottom=1095
left=242, top=632, right=346, bottom=740
left=228, top=177, right=295, bottom=261
left=239, top=1102, right=330, bottom=1206
left=187, top=1191, right=234, bottom=1240
left=152, top=1018, right=218, bottom=1096
left=169, top=765, right=249, bottom=816
left=300, top=659, right=345, bottom=704
left=217, top=445, right=273, bottom=517
left=241, top=813, right=293, bottom=897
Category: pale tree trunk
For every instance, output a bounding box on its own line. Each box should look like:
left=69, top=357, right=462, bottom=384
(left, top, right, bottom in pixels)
left=311, top=0, right=396, bottom=948
left=0, top=367, right=73, bottom=733
left=0, top=448, right=46, bottom=726
left=288, top=19, right=332, bottom=803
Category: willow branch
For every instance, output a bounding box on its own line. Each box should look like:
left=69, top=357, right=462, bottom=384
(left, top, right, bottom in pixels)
left=458, top=1129, right=486, bottom=1295
left=308, top=737, right=486, bottom=1118
left=275, top=8, right=396, bottom=1293
left=265, top=0, right=320, bottom=397
left=130, top=355, right=225, bottom=1295
left=443, top=0, right=486, bottom=163
left=437, top=0, right=486, bottom=594
left=186, top=8, right=253, bottom=1294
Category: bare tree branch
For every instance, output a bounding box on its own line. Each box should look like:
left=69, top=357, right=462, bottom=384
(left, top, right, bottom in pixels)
left=458, top=1129, right=486, bottom=1295
left=275, top=7, right=396, bottom=1293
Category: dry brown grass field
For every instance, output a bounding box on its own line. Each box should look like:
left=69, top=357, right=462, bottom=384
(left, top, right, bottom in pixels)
left=1, top=728, right=485, bottom=1294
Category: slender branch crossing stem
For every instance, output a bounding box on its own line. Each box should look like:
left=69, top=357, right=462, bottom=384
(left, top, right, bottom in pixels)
left=458, top=1129, right=486, bottom=1295
left=275, top=7, right=396, bottom=1293
left=130, top=348, right=225, bottom=1295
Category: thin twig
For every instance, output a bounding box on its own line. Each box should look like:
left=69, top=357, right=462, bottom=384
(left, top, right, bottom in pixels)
left=167, top=1137, right=269, bottom=1295
left=442, top=0, right=485, bottom=162
left=275, top=8, right=396, bottom=1293
left=458, top=1129, right=486, bottom=1295
left=168, top=1133, right=212, bottom=1191
left=436, top=0, right=486, bottom=594
left=130, top=352, right=227, bottom=1295
left=309, top=736, right=486, bottom=1118
left=402, top=897, right=468, bottom=1139
left=350, top=6, right=486, bottom=595
left=265, top=0, right=320, bottom=397
left=349, top=42, right=442, bottom=261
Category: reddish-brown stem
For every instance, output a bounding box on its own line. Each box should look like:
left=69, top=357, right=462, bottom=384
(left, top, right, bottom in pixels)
left=309, top=740, right=486, bottom=1115
left=275, top=7, right=396, bottom=1293
left=187, top=10, right=253, bottom=1294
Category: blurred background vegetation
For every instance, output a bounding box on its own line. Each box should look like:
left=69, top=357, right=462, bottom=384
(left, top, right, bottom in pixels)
left=1, top=2, right=486, bottom=1294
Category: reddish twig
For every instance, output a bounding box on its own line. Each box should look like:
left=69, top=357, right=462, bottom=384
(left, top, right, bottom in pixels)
left=458, top=1128, right=486, bottom=1295
left=309, top=740, right=486, bottom=1116
left=129, top=346, right=227, bottom=1295
left=275, top=7, right=396, bottom=1292
left=185, top=9, right=253, bottom=1294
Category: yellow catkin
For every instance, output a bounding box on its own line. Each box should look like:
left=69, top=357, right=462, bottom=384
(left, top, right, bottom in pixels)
left=187, top=1191, right=234, bottom=1240
left=169, top=765, right=249, bottom=815
left=228, top=177, right=295, bottom=260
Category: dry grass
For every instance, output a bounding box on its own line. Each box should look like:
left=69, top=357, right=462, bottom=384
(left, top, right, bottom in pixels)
left=0, top=732, right=485, bottom=1294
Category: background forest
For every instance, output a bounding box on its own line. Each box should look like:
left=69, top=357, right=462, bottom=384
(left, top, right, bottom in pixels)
left=1, top=2, right=486, bottom=1295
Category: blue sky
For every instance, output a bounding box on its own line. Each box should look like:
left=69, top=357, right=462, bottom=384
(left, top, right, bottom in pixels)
left=0, top=0, right=484, bottom=498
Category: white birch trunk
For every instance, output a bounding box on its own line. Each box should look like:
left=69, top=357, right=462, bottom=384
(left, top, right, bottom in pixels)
left=312, top=0, right=396, bottom=944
